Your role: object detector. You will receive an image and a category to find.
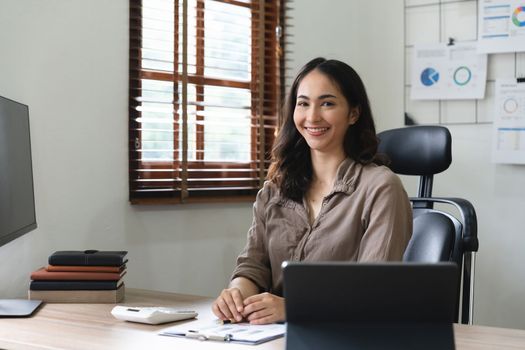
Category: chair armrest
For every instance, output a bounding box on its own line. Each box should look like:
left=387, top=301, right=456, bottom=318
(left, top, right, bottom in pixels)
left=410, top=197, right=479, bottom=252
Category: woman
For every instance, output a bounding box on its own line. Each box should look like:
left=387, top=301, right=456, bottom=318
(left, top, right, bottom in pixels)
left=212, top=57, right=412, bottom=325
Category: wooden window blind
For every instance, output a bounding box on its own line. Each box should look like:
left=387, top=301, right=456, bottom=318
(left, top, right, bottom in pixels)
left=129, top=0, right=286, bottom=204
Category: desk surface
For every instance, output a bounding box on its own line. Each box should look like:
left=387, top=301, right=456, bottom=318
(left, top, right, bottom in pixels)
left=0, top=288, right=524, bottom=350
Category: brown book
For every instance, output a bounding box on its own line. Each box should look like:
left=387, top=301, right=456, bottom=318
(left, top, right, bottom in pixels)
left=46, top=264, right=126, bottom=273
left=31, top=267, right=126, bottom=281
left=28, top=284, right=125, bottom=303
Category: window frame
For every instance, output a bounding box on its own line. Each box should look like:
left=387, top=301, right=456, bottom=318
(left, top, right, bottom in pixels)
left=129, top=0, right=284, bottom=204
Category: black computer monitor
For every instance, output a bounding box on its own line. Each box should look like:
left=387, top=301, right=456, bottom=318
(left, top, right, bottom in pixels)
left=0, top=95, right=37, bottom=247
left=0, top=95, right=41, bottom=317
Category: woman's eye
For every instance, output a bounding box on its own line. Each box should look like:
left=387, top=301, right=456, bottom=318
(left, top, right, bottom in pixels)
left=321, top=101, right=334, bottom=107
left=297, top=101, right=308, bottom=107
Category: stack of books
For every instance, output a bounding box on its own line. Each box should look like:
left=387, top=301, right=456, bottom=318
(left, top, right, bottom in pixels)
left=28, top=250, right=128, bottom=303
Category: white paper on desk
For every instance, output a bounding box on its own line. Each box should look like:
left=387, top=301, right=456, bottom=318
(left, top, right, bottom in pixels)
left=159, top=321, right=285, bottom=345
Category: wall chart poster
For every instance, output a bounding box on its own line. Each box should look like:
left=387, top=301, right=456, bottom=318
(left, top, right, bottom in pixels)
left=492, top=80, right=525, bottom=164
left=478, top=0, right=525, bottom=54
left=410, top=42, right=488, bottom=100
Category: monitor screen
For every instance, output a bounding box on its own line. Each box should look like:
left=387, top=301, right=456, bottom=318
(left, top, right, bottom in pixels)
left=0, top=95, right=37, bottom=247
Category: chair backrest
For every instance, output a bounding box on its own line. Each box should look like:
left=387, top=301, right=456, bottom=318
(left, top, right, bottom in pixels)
left=378, top=125, right=451, bottom=199
left=377, top=125, right=479, bottom=325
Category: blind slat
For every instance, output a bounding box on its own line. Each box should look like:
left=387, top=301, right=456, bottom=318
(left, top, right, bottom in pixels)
left=131, top=1, right=278, bottom=12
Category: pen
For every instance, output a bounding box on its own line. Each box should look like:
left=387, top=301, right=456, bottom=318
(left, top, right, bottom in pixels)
left=185, top=330, right=232, bottom=342
left=185, top=330, right=205, bottom=341
left=216, top=318, right=238, bottom=325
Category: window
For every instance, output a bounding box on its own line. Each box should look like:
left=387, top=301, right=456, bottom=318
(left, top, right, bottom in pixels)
left=129, top=0, right=285, bottom=204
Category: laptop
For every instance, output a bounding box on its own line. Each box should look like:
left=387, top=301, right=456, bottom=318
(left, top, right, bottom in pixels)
left=0, top=299, right=42, bottom=317
left=283, top=262, right=458, bottom=350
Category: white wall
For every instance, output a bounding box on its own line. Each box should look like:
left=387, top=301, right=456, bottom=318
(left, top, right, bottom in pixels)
left=0, top=0, right=251, bottom=299
left=289, top=0, right=525, bottom=329
left=287, top=0, right=404, bottom=133
left=2, top=0, right=525, bottom=330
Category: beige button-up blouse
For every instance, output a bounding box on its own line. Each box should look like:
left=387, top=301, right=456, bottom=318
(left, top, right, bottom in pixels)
left=231, top=158, right=413, bottom=296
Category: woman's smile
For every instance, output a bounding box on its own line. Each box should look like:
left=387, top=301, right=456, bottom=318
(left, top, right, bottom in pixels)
left=304, top=126, right=330, bottom=136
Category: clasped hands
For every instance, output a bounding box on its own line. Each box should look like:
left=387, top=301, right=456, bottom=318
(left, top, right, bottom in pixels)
left=212, top=288, right=285, bottom=325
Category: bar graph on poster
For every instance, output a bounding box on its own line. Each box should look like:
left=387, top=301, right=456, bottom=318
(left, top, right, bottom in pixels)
left=492, top=79, right=525, bottom=163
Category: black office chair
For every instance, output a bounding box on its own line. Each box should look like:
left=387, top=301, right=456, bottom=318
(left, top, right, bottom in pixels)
left=377, top=125, right=479, bottom=325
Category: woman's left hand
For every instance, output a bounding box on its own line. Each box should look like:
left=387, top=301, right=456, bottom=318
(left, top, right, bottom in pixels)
left=242, top=292, right=285, bottom=324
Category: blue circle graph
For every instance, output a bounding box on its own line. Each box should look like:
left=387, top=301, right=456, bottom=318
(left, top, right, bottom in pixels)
left=453, top=66, right=472, bottom=86
left=420, top=68, right=440, bottom=86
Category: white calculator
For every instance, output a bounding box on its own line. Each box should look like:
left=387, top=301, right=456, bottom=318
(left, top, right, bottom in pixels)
left=111, top=306, right=198, bottom=325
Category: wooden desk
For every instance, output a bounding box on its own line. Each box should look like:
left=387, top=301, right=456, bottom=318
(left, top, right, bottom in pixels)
left=0, top=289, right=524, bottom=350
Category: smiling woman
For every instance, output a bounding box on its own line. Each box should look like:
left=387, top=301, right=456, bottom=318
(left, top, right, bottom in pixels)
left=269, top=57, right=385, bottom=202
left=212, top=58, right=413, bottom=325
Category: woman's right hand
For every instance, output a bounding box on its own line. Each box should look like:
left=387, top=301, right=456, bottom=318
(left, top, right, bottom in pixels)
left=212, top=287, right=245, bottom=322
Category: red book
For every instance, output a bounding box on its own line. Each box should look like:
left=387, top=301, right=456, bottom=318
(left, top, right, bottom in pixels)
left=46, top=264, right=126, bottom=273
left=31, top=267, right=126, bottom=281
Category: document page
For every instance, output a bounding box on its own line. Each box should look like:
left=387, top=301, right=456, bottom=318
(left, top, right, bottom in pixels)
left=160, top=321, right=285, bottom=345
left=492, top=79, right=525, bottom=164
left=478, top=0, right=525, bottom=53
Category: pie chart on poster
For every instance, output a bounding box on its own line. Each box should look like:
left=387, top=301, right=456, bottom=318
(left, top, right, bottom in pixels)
left=420, top=68, right=440, bottom=86
left=503, top=98, right=519, bottom=114
left=453, top=66, right=472, bottom=86
left=512, top=6, right=525, bottom=27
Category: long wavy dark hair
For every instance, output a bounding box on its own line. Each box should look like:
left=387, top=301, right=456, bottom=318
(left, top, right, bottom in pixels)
left=267, top=57, right=384, bottom=202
